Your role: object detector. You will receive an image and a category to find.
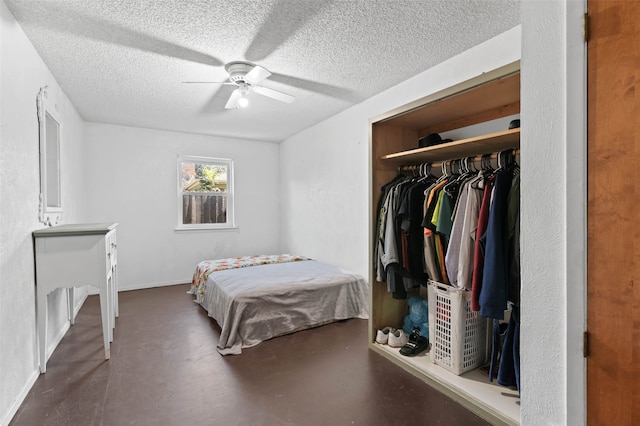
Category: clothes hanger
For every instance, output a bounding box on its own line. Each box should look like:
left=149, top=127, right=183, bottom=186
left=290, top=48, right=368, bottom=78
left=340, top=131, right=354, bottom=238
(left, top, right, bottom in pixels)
left=465, top=156, right=484, bottom=188
left=443, top=158, right=470, bottom=196
left=416, top=163, right=432, bottom=183
left=462, top=157, right=472, bottom=174
left=472, top=153, right=493, bottom=189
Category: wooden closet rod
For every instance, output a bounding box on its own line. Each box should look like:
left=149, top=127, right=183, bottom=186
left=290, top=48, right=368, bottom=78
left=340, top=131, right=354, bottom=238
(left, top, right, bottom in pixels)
left=397, top=149, right=520, bottom=175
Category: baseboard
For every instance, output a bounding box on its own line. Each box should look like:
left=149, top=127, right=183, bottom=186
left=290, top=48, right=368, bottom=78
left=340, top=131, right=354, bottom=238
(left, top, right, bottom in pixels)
left=46, top=320, right=70, bottom=363
left=0, top=369, right=39, bottom=426
left=86, top=279, right=189, bottom=295
left=119, top=279, right=190, bottom=292
left=73, top=292, right=88, bottom=319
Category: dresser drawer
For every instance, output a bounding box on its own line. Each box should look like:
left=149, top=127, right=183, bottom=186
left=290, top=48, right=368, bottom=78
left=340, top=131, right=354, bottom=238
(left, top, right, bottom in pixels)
left=105, top=230, right=117, bottom=269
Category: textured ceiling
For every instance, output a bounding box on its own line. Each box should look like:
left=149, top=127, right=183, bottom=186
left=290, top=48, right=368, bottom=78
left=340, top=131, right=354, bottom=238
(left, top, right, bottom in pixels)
left=6, top=0, right=520, bottom=142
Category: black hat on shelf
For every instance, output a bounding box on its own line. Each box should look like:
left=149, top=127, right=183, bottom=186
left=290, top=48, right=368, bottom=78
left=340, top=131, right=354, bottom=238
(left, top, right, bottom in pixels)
left=418, top=133, right=442, bottom=148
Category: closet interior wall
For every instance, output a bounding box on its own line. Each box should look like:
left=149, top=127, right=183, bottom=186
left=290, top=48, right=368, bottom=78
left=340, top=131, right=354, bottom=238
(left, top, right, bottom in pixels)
left=368, top=62, right=521, bottom=425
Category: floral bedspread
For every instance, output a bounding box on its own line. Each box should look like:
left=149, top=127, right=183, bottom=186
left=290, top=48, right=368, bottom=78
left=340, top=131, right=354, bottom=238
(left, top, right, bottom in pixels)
left=189, top=254, right=309, bottom=302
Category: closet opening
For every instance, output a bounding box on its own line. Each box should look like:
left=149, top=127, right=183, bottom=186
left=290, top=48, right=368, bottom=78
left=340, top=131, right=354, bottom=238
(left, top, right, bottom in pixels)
left=368, top=62, right=521, bottom=426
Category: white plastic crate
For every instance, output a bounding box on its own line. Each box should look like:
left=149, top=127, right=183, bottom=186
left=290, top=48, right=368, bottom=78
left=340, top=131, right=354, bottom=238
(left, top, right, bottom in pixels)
left=427, top=280, right=489, bottom=375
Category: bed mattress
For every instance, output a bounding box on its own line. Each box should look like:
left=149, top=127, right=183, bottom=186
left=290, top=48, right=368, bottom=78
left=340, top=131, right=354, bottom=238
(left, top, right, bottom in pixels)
left=193, top=259, right=369, bottom=355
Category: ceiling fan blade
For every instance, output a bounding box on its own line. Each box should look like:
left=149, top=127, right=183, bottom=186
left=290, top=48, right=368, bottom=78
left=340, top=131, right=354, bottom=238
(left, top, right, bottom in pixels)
left=244, top=66, right=271, bottom=85
left=253, top=85, right=294, bottom=104
left=200, top=84, right=234, bottom=113
left=182, top=81, right=234, bottom=84
left=224, top=88, right=242, bottom=109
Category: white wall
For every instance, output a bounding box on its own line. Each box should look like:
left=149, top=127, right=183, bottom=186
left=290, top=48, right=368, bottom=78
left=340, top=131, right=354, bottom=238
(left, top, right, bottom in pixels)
left=0, top=2, right=87, bottom=424
left=280, top=27, right=522, bottom=279
left=83, top=123, right=281, bottom=290
left=520, top=1, right=587, bottom=424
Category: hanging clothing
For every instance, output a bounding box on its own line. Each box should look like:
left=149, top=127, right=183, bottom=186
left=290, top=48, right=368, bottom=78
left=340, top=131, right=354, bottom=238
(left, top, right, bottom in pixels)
left=375, top=174, right=433, bottom=296
left=400, top=180, right=432, bottom=277
left=479, top=167, right=514, bottom=319
left=423, top=183, right=443, bottom=283
left=423, top=234, right=442, bottom=282
left=507, top=173, right=521, bottom=306
left=445, top=182, right=469, bottom=288
left=435, top=190, right=455, bottom=246
left=375, top=175, right=405, bottom=282
left=422, top=179, right=449, bottom=282
left=456, top=174, right=484, bottom=290
left=377, top=182, right=401, bottom=281
left=497, top=305, right=520, bottom=392
left=471, top=175, right=496, bottom=311
left=446, top=174, right=480, bottom=289
left=376, top=157, right=520, bottom=318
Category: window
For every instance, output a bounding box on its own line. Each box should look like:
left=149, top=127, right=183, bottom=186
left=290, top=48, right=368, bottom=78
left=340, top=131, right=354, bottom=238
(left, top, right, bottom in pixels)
left=177, top=156, right=234, bottom=229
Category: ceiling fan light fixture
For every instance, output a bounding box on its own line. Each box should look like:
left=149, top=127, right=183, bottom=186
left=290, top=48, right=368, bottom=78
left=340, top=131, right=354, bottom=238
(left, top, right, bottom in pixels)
left=237, top=95, right=249, bottom=108
left=237, top=87, right=250, bottom=108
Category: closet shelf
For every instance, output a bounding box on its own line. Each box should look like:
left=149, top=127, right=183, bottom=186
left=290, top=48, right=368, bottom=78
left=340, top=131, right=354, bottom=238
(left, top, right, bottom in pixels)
left=380, top=128, right=520, bottom=166
left=372, top=344, right=520, bottom=426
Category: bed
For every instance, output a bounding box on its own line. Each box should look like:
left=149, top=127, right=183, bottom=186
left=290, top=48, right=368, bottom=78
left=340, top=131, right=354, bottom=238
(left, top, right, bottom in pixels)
left=189, top=255, right=369, bottom=355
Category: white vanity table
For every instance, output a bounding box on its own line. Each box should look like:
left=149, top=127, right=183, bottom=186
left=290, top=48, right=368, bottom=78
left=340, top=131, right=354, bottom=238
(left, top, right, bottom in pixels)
left=33, top=223, right=118, bottom=373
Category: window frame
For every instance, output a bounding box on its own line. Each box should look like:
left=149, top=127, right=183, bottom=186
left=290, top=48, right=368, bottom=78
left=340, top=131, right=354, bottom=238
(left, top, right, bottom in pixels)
left=176, top=155, right=235, bottom=231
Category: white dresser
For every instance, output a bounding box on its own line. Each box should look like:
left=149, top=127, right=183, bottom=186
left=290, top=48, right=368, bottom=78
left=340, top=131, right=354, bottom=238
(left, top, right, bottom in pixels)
left=33, top=223, right=118, bottom=373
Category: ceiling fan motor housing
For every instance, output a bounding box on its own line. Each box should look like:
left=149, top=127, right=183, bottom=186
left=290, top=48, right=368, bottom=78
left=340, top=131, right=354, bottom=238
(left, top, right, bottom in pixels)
left=225, top=61, right=254, bottom=84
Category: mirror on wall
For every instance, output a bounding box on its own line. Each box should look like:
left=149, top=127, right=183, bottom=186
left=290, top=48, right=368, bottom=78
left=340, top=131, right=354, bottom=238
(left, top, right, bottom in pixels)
left=36, top=86, right=62, bottom=226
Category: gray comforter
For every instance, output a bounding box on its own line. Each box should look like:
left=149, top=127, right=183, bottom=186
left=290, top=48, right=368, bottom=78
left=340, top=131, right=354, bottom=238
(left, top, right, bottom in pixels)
left=199, top=260, right=369, bottom=355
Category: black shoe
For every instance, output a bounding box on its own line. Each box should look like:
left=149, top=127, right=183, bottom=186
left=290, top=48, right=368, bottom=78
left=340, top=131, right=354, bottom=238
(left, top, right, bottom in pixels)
left=400, top=332, right=429, bottom=356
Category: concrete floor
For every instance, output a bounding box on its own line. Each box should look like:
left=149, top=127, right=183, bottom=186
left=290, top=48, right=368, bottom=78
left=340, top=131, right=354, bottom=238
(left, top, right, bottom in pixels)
left=11, top=284, right=489, bottom=426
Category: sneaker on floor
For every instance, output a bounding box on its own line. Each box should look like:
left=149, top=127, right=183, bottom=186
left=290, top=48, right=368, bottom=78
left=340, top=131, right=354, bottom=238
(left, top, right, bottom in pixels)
left=375, top=326, right=395, bottom=344
left=388, top=329, right=409, bottom=348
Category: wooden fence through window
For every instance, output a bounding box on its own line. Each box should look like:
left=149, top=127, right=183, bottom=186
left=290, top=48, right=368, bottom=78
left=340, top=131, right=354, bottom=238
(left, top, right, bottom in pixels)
left=183, top=194, right=227, bottom=224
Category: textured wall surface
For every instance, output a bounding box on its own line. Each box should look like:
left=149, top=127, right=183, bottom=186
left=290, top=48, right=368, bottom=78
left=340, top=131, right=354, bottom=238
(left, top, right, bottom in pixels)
left=520, top=0, right=587, bottom=424
left=0, top=2, right=87, bottom=423
left=521, top=5, right=567, bottom=421
left=83, top=123, right=281, bottom=290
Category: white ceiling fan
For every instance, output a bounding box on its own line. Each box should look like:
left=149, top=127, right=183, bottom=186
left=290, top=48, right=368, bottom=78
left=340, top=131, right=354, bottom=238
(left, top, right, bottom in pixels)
left=184, top=61, right=295, bottom=109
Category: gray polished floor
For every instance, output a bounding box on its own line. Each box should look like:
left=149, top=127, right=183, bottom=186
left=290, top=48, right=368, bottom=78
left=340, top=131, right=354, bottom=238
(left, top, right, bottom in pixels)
left=11, top=284, right=489, bottom=426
